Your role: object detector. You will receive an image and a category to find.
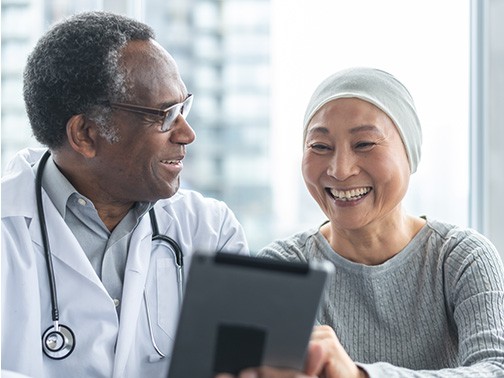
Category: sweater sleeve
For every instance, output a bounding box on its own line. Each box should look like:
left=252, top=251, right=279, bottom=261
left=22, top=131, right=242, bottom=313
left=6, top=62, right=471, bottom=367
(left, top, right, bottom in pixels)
left=360, top=231, right=504, bottom=377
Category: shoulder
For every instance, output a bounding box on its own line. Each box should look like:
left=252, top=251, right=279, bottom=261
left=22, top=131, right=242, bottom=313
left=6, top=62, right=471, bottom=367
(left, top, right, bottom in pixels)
left=425, top=219, right=501, bottom=264
left=156, top=189, right=235, bottom=220
left=1, top=149, right=44, bottom=219
left=425, top=218, right=504, bottom=295
left=153, top=189, right=248, bottom=254
left=258, top=227, right=322, bottom=263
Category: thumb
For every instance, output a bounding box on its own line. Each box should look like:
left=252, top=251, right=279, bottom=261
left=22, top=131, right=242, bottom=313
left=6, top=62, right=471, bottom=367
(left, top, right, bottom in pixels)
left=304, top=342, right=325, bottom=376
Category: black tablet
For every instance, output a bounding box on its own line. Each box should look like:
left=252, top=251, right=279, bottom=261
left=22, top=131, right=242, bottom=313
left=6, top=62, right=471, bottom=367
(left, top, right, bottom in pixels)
left=167, top=251, right=333, bottom=378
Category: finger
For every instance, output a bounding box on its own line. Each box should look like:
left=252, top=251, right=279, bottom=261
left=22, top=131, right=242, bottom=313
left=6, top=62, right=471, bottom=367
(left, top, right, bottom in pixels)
left=310, top=325, right=336, bottom=341
left=304, top=341, right=325, bottom=376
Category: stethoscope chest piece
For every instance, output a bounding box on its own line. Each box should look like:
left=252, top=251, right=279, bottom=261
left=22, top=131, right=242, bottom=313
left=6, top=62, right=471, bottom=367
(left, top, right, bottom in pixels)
left=42, top=324, right=75, bottom=359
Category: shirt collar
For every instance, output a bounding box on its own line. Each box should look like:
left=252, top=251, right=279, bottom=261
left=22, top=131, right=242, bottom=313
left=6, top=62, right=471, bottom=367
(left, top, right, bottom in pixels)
left=37, top=155, right=154, bottom=219
left=40, top=156, right=79, bottom=219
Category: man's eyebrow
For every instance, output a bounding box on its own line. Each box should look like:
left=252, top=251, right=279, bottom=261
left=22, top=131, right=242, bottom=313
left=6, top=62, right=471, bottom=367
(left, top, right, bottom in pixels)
left=157, top=93, right=190, bottom=109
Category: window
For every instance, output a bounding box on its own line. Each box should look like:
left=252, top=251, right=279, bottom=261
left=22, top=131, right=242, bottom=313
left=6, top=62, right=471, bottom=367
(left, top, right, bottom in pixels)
left=3, top=0, right=502, bottom=260
left=270, top=0, right=471, bottom=245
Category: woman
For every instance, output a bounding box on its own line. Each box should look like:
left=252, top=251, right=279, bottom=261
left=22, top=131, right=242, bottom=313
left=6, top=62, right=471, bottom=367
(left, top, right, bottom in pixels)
left=257, top=67, right=504, bottom=377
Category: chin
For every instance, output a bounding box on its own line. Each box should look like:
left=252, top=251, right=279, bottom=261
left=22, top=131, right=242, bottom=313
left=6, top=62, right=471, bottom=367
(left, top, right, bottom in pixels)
left=163, top=181, right=181, bottom=199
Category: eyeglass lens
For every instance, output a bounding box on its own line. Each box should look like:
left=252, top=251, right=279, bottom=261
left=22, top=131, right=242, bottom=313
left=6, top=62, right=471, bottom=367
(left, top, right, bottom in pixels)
left=162, top=95, right=193, bottom=132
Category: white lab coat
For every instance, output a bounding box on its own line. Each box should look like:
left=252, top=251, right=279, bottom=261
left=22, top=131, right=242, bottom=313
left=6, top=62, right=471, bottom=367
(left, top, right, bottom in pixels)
left=1, top=148, right=249, bottom=378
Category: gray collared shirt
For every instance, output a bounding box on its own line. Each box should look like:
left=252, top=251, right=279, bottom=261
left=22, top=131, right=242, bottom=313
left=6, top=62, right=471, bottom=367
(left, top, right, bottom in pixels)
left=35, top=156, right=152, bottom=314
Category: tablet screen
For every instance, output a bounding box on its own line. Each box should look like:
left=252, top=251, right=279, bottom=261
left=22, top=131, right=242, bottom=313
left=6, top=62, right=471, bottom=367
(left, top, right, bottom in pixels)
left=167, top=251, right=333, bottom=378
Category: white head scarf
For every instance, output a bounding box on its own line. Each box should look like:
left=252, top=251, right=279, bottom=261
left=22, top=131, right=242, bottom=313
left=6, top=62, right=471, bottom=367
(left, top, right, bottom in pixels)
left=303, top=67, right=422, bottom=173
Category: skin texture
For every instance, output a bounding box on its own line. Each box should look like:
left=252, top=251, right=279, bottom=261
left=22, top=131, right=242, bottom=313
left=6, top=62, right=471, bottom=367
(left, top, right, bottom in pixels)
left=52, top=39, right=195, bottom=231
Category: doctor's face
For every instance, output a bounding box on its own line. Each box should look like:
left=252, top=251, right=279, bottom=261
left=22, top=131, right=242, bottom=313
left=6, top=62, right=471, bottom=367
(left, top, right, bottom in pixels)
left=92, top=39, right=195, bottom=203
left=302, top=98, right=411, bottom=231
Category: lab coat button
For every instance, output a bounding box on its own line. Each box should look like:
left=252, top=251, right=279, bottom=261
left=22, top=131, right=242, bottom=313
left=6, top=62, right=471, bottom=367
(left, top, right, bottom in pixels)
left=113, top=299, right=120, bottom=307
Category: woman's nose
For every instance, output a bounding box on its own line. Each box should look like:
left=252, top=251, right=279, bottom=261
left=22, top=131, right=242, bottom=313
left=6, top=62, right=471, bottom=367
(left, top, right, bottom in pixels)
left=170, top=115, right=196, bottom=145
left=326, top=149, right=359, bottom=181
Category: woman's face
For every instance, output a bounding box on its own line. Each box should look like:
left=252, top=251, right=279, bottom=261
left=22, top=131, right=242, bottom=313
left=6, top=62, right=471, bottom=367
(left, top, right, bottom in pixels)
left=302, top=98, right=411, bottom=231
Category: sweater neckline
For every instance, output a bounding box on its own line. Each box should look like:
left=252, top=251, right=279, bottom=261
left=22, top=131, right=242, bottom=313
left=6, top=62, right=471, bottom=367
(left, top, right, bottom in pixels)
left=312, top=220, right=431, bottom=275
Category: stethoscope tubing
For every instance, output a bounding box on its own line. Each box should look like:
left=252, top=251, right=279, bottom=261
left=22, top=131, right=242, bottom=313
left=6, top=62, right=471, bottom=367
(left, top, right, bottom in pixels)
left=36, top=150, right=184, bottom=360
left=36, top=151, right=61, bottom=324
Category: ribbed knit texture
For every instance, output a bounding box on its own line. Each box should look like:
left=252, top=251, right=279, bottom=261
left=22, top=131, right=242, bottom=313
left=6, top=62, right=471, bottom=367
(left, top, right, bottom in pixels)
left=258, top=219, right=504, bottom=377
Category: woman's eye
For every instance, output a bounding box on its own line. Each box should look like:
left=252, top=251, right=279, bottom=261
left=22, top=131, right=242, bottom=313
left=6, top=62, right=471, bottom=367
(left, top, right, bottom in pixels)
left=308, top=143, right=331, bottom=151
left=355, top=141, right=376, bottom=150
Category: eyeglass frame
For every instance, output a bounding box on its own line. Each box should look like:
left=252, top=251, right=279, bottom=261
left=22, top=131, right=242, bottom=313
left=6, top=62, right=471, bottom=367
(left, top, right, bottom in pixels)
left=105, top=93, right=193, bottom=132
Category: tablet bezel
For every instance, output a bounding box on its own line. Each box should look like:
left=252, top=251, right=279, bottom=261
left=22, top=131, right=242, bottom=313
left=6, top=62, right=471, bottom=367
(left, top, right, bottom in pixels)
left=167, top=251, right=333, bottom=377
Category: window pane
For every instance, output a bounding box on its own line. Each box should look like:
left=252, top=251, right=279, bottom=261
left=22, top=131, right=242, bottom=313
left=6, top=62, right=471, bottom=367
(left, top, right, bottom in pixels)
left=270, top=0, right=470, bottom=239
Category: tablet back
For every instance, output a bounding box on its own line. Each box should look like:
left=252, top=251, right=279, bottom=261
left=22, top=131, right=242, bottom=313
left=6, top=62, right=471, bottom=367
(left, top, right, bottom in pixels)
left=167, top=251, right=333, bottom=378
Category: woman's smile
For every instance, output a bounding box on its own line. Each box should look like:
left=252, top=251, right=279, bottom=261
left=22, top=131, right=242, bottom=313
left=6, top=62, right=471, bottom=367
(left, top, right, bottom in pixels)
left=326, top=186, right=372, bottom=202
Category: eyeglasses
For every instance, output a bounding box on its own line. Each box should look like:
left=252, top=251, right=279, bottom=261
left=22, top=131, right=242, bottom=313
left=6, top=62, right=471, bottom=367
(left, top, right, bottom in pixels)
left=108, top=94, right=193, bottom=132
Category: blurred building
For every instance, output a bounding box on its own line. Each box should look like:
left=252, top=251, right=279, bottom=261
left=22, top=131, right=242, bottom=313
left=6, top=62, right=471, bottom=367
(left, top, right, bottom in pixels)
left=145, top=0, right=273, bottom=251
left=2, top=0, right=43, bottom=167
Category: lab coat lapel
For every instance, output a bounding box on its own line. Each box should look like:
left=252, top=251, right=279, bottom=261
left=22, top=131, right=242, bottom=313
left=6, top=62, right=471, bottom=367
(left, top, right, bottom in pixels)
left=113, top=214, right=152, bottom=378
left=30, top=189, right=104, bottom=290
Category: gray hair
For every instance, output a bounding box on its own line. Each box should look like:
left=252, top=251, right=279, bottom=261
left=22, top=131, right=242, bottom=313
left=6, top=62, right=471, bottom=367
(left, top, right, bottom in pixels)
left=23, top=11, right=155, bottom=148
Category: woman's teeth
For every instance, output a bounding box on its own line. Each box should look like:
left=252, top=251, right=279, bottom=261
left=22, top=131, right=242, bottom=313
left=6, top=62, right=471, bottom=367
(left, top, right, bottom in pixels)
left=329, top=187, right=371, bottom=201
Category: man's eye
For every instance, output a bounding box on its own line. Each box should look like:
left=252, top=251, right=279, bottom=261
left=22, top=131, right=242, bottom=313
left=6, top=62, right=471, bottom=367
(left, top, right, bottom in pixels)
left=142, top=115, right=163, bottom=126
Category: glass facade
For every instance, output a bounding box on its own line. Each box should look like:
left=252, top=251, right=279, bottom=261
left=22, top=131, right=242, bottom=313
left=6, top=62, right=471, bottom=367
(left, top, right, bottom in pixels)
left=143, top=0, right=273, bottom=250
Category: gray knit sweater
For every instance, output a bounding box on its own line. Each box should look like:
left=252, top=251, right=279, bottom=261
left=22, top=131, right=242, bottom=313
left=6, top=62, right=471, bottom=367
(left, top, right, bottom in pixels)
left=258, top=219, right=504, bottom=377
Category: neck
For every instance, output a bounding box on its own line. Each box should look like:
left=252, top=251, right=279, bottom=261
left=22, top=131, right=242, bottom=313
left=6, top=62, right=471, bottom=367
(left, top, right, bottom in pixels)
left=321, top=210, right=426, bottom=265
left=52, top=150, right=135, bottom=232
left=95, top=201, right=134, bottom=231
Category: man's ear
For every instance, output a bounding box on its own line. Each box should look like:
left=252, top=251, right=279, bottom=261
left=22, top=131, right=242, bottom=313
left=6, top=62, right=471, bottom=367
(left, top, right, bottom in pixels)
left=66, top=114, right=98, bottom=158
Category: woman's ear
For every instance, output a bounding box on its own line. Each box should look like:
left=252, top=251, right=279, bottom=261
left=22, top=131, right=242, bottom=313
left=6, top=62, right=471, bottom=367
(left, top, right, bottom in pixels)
left=66, top=114, right=98, bottom=158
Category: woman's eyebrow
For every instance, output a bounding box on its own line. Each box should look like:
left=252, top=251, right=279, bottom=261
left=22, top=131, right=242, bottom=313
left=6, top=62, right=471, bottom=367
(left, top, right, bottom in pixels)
left=349, top=124, right=385, bottom=136
left=307, top=124, right=384, bottom=136
left=306, top=126, right=330, bottom=136
left=350, top=125, right=380, bottom=134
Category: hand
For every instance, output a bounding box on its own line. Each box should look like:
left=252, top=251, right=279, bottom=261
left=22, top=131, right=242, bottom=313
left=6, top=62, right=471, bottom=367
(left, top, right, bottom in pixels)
left=215, top=367, right=316, bottom=378
left=306, top=325, right=368, bottom=378
left=214, top=325, right=367, bottom=378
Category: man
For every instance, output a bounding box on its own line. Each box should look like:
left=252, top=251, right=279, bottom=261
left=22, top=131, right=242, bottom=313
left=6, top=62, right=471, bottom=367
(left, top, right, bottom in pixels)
left=1, top=11, right=248, bottom=377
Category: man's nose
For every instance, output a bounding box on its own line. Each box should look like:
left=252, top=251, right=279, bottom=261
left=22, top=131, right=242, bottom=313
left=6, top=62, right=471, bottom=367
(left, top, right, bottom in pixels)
left=170, top=115, right=196, bottom=145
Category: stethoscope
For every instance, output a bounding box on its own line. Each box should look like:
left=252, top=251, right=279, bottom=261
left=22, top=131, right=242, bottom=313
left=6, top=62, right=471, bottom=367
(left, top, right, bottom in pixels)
left=36, top=150, right=184, bottom=360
